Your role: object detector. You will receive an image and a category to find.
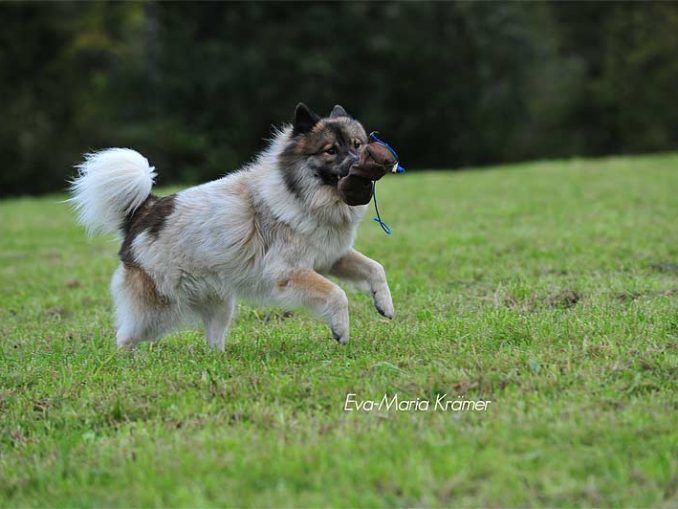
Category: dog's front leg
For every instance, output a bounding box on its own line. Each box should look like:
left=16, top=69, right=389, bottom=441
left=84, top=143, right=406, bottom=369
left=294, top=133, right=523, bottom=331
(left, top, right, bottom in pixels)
left=275, top=270, right=349, bottom=343
left=330, top=249, right=394, bottom=319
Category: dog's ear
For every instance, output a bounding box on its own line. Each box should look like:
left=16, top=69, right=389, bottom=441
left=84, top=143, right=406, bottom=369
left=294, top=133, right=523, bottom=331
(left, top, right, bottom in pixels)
left=293, top=103, right=321, bottom=135
left=329, top=104, right=349, bottom=119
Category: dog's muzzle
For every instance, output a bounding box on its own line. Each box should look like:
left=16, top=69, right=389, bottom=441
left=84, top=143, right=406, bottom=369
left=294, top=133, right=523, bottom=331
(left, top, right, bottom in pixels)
left=339, top=152, right=360, bottom=178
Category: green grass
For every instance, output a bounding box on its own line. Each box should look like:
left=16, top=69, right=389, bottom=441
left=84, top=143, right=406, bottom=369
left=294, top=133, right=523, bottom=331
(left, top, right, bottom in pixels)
left=2, top=153, right=678, bottom=508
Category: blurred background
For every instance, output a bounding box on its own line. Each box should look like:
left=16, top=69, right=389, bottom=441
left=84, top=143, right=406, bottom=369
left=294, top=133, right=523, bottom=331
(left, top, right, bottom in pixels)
left=2, top=1, right=678, bottom=197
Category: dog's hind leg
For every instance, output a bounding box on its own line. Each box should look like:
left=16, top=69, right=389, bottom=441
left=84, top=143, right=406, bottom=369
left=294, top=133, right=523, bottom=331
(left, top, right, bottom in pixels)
left=199, top=296, right=236, bottom=351
left=274, top=270, right=349, bottom=344
left=111, top=265, right=177, bottom=349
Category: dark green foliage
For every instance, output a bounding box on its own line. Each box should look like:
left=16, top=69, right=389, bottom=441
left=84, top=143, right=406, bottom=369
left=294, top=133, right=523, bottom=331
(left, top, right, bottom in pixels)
left=2, top=2, right=678, bottom=196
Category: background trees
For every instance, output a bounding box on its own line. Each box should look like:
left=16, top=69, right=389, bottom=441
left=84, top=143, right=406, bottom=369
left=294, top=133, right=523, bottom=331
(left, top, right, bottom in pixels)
left=2, top=2, right=677, bottom=196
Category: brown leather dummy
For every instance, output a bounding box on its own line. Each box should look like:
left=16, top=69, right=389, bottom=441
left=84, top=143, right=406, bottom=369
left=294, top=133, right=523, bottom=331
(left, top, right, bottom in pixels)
left=337, top=141, right=396, bottom=206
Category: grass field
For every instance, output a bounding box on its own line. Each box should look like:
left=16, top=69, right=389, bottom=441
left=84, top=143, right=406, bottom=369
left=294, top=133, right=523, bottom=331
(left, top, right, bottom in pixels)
left=1, top=153, right=678, bottom=508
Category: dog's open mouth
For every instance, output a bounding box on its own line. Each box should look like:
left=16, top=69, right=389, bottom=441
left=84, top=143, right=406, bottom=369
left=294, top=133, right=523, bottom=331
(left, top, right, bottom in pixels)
left=317, top=172, right=340, bottom=186
left=317, top=169, right=349, bottom=187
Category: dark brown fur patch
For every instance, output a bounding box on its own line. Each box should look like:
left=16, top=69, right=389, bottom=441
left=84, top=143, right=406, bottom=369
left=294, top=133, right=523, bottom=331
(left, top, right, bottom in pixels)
left=119, top=194, right=176, bottom=266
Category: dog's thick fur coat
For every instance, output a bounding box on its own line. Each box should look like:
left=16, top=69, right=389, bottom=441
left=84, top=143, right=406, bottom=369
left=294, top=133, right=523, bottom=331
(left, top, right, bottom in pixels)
left=69, top=104, right=394, bottom=350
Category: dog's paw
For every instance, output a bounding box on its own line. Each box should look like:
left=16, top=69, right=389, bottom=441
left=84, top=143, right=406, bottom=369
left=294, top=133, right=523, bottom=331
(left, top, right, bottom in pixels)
left=376, top=305, right=395, bottom=320
left=332, top=327, right=349, bottom=344
left=328, top=290, right=349, bottom=344
left=373, top=289, right=395, bottom=320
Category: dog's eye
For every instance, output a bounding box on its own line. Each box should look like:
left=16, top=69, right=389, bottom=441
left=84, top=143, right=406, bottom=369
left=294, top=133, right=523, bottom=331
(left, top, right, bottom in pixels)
left=325, top=146, right=337, bottom=155
left=353, top=140, right=362, bottom=149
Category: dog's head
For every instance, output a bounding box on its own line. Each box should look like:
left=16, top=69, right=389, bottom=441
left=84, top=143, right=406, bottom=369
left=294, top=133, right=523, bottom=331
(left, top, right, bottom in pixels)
left=279, top=103, right=368, bottom=205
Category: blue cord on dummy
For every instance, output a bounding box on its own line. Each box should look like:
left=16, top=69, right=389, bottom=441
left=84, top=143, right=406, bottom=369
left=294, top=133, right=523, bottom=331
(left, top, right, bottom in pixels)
left=368, top=132, right=405, bottom=235
left=371, top=181, right=392, bottom=235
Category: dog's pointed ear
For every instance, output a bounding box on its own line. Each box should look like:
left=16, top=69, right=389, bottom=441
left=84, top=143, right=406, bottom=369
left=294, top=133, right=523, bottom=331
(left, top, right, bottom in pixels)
left=293, top=103, right=321, bottom=135
left=330, top=104, right=349, bottom=119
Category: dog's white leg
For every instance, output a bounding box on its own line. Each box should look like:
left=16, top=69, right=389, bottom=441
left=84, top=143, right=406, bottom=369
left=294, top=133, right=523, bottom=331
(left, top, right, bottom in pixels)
left=111, top=264, right=176, bottom=349
left=200, top=297, right=236, bottom=351
left=274, top=270, right=350, bottom=343
left=114, top=303, right=173, bottom=349
left=116, top=326, right=145, bottom=350
left=330, top=249, right=394, bottom=319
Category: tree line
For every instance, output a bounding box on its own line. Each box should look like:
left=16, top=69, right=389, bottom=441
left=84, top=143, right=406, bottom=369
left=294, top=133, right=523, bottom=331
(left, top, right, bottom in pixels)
left=2, top=2, right=678, bottom=196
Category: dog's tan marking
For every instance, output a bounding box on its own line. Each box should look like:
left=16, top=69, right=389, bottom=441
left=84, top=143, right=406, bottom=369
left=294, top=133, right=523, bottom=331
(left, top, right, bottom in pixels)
left=330, top=249, right=394, bottom=319
left=228, top=178, right=247, bottom=196
left=277, top=271, right=336, bottom=304
left=330, top=249, right=373, bottom=281
left=123, top=264, right=169, bottom=307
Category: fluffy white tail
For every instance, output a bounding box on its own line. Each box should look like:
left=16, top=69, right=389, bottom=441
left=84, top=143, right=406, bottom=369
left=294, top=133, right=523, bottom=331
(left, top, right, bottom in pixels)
left=69, top=148, right=156, bottom=236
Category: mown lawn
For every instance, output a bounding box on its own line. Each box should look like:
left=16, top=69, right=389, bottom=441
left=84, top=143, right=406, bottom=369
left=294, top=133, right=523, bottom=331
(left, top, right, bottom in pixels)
left=1, top=154, right=678, bottom=508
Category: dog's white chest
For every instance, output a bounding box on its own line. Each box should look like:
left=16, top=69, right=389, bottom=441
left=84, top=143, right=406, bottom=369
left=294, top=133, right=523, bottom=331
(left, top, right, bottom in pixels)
left=306, top=225, right=357, bottom=271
